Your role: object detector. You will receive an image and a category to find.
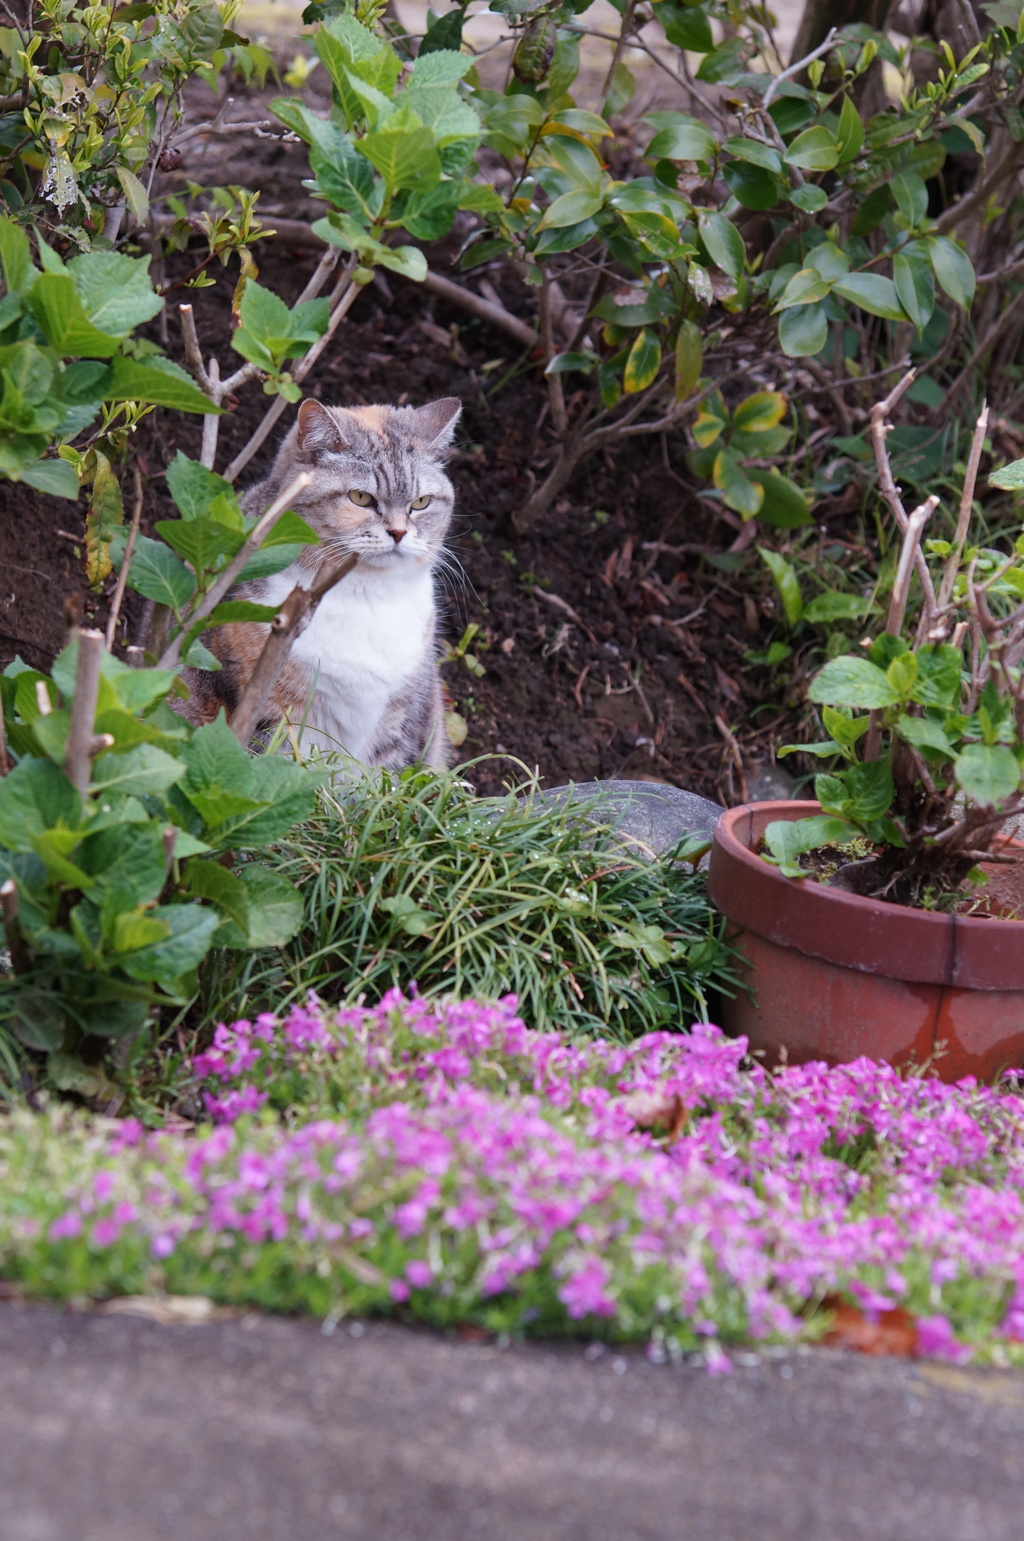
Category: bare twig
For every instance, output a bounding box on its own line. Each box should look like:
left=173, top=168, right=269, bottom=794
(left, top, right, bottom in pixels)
left=937, top=402, right=989, bottom=613
left=886, top=496, right=939, bottom=639
left=157, top=471, right=313, bottom=670
left=533, top=586, right=595, bottom=640
left=935, top=138, right=1024, bottom=236
left=0, top=879, right=30, bottom=976
left=229, top=552, right=358, bottom=745
left=201, top=356, right=220, bottom=471
left=764, top=27, right=838, bottom=111
left=869, top=367, right=939, bottom=627
left=539, top=270, right=568, bottom=437
left=0, top=689, right=8, bottom=775
left=106, top=465, right=144, bottom=651
left=64, top=629, right=114, bottom=797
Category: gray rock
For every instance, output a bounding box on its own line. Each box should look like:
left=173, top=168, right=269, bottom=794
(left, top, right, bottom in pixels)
left=746, top=764, right=797, bottom=803
left=529, top=779, right=725, bottom=861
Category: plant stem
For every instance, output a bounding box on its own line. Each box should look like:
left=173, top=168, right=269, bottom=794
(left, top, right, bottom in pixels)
left=64, top=629, right=114, bottom=797
left=157, top=471, right=313, bottom=670
left=106, top=465, right=144, bottom=651
left=937, top=402, right=989, bottom=613
left=229, top=552, right=358, bottom=745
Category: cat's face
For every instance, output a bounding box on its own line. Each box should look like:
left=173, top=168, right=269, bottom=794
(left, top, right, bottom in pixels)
left=281, top=398, right=461, bottom=572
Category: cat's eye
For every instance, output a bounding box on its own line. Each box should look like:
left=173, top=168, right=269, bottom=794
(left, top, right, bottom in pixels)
left=410, top=495, right=431, bottom=510
left=349, top=489, right=374, bottom=507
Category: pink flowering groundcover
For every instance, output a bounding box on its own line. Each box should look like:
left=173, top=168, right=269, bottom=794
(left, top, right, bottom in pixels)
left=4, top=990, right=1024, bottom=1368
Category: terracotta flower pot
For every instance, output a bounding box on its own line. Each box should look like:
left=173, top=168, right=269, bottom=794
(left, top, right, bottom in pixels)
left=708, top=801, right=1024, bottom=1084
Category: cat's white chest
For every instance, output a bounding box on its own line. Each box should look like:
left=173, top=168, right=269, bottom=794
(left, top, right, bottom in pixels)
left=266, top=562, right=436, bottom=760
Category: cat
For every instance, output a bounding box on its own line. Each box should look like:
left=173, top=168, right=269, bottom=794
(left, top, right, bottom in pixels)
left=177, top=395, right=462, bottom=769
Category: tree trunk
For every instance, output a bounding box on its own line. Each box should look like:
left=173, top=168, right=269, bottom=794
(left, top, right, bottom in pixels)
left=789, top=0, right=896, bottom=65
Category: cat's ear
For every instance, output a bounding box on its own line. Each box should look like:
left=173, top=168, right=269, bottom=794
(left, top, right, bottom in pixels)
left=296, top=400, right=352, bottom=459
left=410, top=397, right=462, bottom=451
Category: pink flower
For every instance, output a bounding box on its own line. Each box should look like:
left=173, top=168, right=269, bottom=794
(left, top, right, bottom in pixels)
left=405, top=1259, right=433, bottom=1288
left=559, top=1257, right=616, bottom=1320
left=48, top=1212, right=82, bottom=1241
left=915, top=1315, right=970, bottom=1363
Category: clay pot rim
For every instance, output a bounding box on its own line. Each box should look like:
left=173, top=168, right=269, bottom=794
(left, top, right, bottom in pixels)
left=709, top=800, right=1024, bottom=990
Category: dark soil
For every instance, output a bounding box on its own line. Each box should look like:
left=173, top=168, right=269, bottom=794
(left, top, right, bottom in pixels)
left=2, top=85, right=797, bottom=805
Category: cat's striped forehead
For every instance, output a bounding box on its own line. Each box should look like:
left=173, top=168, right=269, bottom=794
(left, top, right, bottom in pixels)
left=302, top=404, right=455, bottom=504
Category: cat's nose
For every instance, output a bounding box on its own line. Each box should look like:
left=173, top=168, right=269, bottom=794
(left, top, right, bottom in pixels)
left=387, top=528, right=406, bottom=544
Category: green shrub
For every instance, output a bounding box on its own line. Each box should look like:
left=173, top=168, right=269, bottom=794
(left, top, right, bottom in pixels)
left=197, top=766, right=738, bottom=1040
left=0, top=642, right=317, bottom=1090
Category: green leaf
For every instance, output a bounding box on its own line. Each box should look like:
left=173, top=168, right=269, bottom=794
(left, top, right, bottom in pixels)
left=698, top=211, right=745, bottom=280
left=831, top=273, right=905, bottom=321
left=90, top=744, right=187, bottom=797
left=125, top=535, right=195, bottom=611
left=0, top=216, right=31, bottom=294
left=886, top=651, right=919, bottom=698
left=835, top=95, right=863, bottom=164
left=733, top=391, right=786, bottom=433
left=890, top=169, right=928, bottom=227
left=236, top=864, right=305, bottom=947
left=79, top=822, right=168, bottom=909
left=539, top=189, right=604, bottom=229
left=912, top=644, right=963, bottom=708
left=646, top=113, right=715, bottom=163
left=809, top=655, right=901, bottom=708
left=115, top=166, right=150, bottom=226
left=774, top=267, right=832, bottom=311
left=714, top=447, right=763, bottom=517
left=758, top=546, right=803, bottom=626
left=955, top=742, right=1021, bottom=806
left=778, top=301, right=827, bottom=357
left=663, top=5, right=713, bottom=50
left=896, top=714, right=955, bottom=757
left=835, top=757, right=894, bottom=821
left=777, top=740, right=843, bottom=758
left=418, top=8, right=463, bottom=54
left=30, top=274, right=122, bottom=357
left=105, top=356, right=219, bottom=415
left=623, top=328, right=661, bottom=393
left=68, top=252, right=163, bottom=336
left=20, top=458, right=80, bottom=499
left=822, top=707, right=870, bottom=748
left=0, top=757, right=81, bottom=851
left=357, top=112, right=441, bottom=195
left=991, top=458, right=1024, bottom=490
left=788, top=184, right=828, bottom=213
left=894, top=252, right=935, bottom=332
left=155, top=515, right=244, bottom=574
left=802, top=591, right=870, bottom=623
left=116, top=901, right=219, bottom=986
left=784, top=125, right=840, bottom=171
left=763, top=815, right=858, bottom=877
left=752, top=470, right=813, bottom=530
left=674, top=320, right=703, bottom=401
left=928, top=235, right=975, bottom=309
left=722, top=161, right=779, bottom=211
left=722, top=137, right=782, bottom=174
left=166, top=452, right=240, bottom=523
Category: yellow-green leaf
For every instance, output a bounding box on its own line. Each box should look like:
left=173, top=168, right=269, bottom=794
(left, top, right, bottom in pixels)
left=732, top=390, right=786, bottom=433
left=674, top=320, right=703, bottom=401
left=623, top=328, right=661, bottom=394
left=85, top=452, right=124, bottom=588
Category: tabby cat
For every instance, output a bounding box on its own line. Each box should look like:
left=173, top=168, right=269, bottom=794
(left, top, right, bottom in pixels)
left=178, top=395, right=461, bottom=768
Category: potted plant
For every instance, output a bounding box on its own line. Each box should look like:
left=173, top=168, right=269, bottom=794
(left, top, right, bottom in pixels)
left=708, top=370, right=1024, bottom=1082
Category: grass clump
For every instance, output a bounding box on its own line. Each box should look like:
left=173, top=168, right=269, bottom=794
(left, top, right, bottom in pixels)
left=196, top=766, right=736, bottom=1041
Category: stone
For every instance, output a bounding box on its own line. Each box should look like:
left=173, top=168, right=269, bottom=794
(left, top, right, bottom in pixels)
left=529, top=779, right=725, bottom=861
left=746, top=764, right=797, bottom=803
